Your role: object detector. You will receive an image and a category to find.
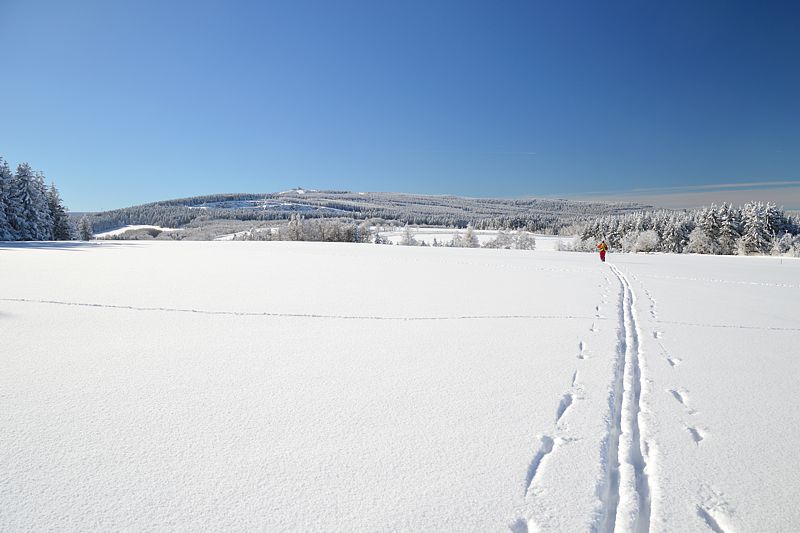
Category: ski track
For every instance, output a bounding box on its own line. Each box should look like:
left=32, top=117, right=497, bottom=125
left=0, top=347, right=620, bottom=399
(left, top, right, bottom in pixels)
left=597, top=265, right=652, bottom=533
left=638, top=272, right=800, bottom=290
left=0, top=297, right=601, bottom=322
left=655, top=319, right=800, bottom=333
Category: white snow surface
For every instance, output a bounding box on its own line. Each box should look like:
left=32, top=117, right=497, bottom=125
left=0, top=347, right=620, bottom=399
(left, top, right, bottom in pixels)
left=93, top=225, right=181, bottom=238
left=0, top=241, right=798, bottom=532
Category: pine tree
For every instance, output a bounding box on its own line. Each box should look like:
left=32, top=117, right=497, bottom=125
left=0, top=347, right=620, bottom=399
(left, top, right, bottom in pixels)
left=78, top=215, right=93, bottom=240
left=47, top=183, right=72, bottom=240
left=717, top=203, right=741, bottom=255
left=9, top=163, right=37, bottom=239
left=660, top=216, right=690, bottom=253
left=699, top=205, right=720, bottom=240
left=764, top=202, right=785, bottom=237
left=0, top=158, right=13, bottom=240
left=741, top=202, right=771, bottom=254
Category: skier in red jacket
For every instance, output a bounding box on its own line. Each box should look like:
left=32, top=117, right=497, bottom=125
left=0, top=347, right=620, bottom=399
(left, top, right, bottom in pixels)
left=597, top=240, right=608, bottom=262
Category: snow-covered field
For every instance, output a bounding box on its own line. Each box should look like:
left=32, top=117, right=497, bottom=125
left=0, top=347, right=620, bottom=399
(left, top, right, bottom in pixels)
left=93, top=225, right=181, bottom=238
left=1, top=241, right=798, bottom=532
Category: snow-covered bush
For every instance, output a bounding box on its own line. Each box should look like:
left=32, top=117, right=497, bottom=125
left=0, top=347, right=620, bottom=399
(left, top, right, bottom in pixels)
left=634, top=230, right=659, bottom=253
left=556, top=237, right=596, bottom=252
left=515, top=231, right=536, bottom=250
left=685, top=228, right=719, bottom=254
left=484, top=230, right=513, bottom=249
left=621, top=232, right=639, bottom=253
left=450, top=225, right=480, bottom=248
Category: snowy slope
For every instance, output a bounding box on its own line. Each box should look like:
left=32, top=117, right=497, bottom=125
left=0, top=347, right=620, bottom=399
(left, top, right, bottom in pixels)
left=0, top=242, right=798, bottom=532
left=93, top=225, right=181, bottom=238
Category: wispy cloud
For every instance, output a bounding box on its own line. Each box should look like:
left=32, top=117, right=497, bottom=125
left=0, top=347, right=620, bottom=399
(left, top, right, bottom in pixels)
left=556, top=180, right=800, bottom=209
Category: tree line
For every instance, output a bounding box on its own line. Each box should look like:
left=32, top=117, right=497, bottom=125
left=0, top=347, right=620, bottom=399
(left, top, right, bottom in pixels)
left=578, top=202, right=800, bottom=256
left=0, top=157, right=72, bottom=241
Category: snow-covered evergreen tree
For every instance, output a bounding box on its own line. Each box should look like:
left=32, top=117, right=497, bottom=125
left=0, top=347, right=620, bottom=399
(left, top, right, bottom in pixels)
left=717, top=203, right=741, bottom=255
left=0, top=158, right=14, bottom=240
left=78, top=215, right=93, bottom=240
left=660, top=216, right=690, bottom=253
left=764, top=202, right=784, bottom=236
left=47, top=183, right=72, bottom=240
left=698, top=205, right=720, bottom=240
left=9, top=163, right=39, bottom=240
left=740, top=202, right=771, bottom=254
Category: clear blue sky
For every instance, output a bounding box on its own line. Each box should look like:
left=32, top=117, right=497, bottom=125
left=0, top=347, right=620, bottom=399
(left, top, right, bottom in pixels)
left=1, top=0, right=798, bottom=211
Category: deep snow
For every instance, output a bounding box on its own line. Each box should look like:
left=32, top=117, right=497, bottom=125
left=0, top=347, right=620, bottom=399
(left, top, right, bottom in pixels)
left=0, top=241, right=798, bottom=532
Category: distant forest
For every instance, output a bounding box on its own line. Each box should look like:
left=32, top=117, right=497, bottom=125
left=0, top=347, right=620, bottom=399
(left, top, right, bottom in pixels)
left=81, top=189, right=646, bottom=234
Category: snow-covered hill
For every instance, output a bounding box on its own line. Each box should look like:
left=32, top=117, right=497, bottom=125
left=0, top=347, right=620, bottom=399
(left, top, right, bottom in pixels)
left=1, top=242, right=797, bottom=531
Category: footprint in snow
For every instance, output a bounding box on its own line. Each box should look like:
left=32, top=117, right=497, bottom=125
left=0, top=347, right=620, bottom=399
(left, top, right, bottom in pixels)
left=687, top=426, right=707, bottom=444
left=509, top=518, right=529, bottom=533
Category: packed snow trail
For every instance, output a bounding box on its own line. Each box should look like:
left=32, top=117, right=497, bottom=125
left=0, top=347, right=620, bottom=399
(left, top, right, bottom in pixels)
left=598, top=265, right=652, bottom=533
